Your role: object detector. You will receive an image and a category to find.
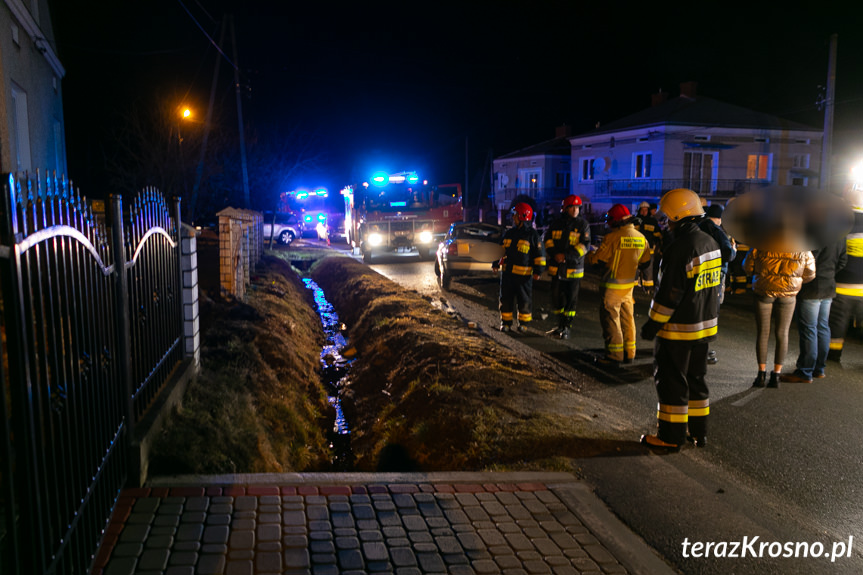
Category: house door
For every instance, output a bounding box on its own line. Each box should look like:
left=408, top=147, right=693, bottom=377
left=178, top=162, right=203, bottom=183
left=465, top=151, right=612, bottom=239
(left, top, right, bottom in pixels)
left=683, top=152, right=716, bottom=194
left=518, top=169, right=542, bottom=196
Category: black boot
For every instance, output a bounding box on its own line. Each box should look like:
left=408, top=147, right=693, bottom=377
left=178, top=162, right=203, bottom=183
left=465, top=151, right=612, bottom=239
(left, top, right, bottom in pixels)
left=752, top=371, right=766, bottom=388
left=767, top=371, right=780, bottom=388
left=827, top=348, right=842, bottom=363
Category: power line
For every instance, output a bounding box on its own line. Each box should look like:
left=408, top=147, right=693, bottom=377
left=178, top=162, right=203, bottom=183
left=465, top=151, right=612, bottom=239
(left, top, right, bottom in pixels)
left=175, top=0, right=237, bottom=71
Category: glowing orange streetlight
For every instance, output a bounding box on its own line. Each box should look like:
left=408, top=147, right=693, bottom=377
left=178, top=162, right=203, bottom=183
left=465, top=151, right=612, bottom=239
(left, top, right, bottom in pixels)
left=182, top=107, right=192, bottom=119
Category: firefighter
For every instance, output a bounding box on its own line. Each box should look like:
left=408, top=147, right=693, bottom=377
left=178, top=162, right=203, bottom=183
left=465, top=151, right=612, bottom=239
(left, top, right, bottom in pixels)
left=586, top=204, right=651, bottom=364
left=640, top=188, right=721, bottom=452
left=495, top=202, right=545, bottom=333
left=827, top=187, right=863, bottom=363
left=634, top=200, right=663, bottom=292
left=543, top=195, right=590, bottom=339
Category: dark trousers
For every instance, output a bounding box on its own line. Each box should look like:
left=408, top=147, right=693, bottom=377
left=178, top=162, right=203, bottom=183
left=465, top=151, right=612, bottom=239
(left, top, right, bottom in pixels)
left=653, top=338, right=710, bottom=445
left=550, top=278, right=581, bottom=328
left=829, top=293, right=863, bottom=352
left=500, top=273, right=533, bottom=324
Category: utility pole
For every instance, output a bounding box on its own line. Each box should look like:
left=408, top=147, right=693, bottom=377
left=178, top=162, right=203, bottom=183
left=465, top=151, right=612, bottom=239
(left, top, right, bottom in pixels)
left=230, top=15, right=251, bottom=208
left=189, top=18, right=227, bottom=222
left=464, top=135, right=469, bottom=221
left=821, top=33, right=838, bottom=194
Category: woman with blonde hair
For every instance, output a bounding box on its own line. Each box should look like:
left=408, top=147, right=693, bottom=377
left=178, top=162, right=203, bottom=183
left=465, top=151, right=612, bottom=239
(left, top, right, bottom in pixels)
left=744, top=249, right=816, bottom=388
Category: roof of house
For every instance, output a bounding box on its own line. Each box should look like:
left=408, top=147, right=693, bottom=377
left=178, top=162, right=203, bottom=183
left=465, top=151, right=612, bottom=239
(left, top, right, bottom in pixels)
left=577, top=95, right=820, bottom=137
left=496, top=136, right=571, bottom=160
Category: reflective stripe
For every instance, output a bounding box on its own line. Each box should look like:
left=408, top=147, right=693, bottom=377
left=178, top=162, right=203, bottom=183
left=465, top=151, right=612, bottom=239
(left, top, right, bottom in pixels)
left=603, top=280, right=636, bottom=289
left=565, top=310, right=576, bottom=317
left=534, top=256, right=546, bottom=266
left=545, top=239, right=556, bottom=249
left=689, top=399, right=709, bottom=408
left=503, top=238, right=512, bottom=247
left=547, top=265, right=559, bottom=275
left=511, top=265, right=532, bottom=276
left=686, top=251, right=722, bottom=278
left=688, top=406, right=710, bottom=417
left=836, top=284, right=863, bottom=297
left=607, top=343, right=623, bottom=352
left=847, top=234, right=863, bottom=257
left=625, top=341, right=636, bottom=350
left=501, top=312, right=514, bottom=320
left=648, top=300, right=674, bottom=323
left=517, top=312, right=532, bottom=322
left=551, top=230, right=563, bottom=240
left=517, top=239, right=530, bottom=253
left=657, top=411, right=689, bottom=423
left=829, top=340, right=844, bottom=350
left=659, top=324, right=718, bottom=341
left=641, top=280, right=654, bottom=287
left=657, top=402, right=688, bottom=423
left=553, top=308, right=564, bottom=315
left=566, top=270, right=584, bottom=279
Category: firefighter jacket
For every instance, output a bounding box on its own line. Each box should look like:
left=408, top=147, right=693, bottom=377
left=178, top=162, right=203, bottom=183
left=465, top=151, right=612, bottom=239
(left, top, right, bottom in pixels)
left=834, top=211, right=863, bottom=297
left=648, top=221, right=721, bottom=341
left=798, top=240, right=847, bottom=300
left=743, top=249, right=815, bottom=298
left=586, top=222, right=650, bottom=289
left=544, top=214, right=590, bottom=279
left=635, top=215, right=663, bottom=249
left=501, top=223, right=545, bottom=277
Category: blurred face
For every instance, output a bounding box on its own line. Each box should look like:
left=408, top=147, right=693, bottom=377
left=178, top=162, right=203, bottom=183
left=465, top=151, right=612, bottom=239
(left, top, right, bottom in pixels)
left=565, top=204, right=579, bottom=217
left=639, top=207, right=648, bottom=216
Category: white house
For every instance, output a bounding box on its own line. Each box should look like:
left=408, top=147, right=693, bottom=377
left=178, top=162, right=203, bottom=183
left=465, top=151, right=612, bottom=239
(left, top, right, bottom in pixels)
left=570, top=82, right=822, bottom=217
left=491, top=125, right=573, bottom=226
left=0, top=0, right=66, bottom=175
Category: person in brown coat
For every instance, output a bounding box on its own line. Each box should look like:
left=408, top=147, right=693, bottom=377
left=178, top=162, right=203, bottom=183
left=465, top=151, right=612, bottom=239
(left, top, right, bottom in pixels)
left=743, top=249, right=816, bottom=388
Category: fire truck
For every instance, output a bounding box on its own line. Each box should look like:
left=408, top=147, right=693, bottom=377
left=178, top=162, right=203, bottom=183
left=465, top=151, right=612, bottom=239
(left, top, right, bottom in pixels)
left=342, top=171, right=463, bottom=263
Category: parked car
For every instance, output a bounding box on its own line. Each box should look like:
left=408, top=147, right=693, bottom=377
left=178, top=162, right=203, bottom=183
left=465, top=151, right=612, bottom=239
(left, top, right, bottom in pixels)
left=434, top=222, right=505, bottom=290
left=262, top=211, right=301, bottom=245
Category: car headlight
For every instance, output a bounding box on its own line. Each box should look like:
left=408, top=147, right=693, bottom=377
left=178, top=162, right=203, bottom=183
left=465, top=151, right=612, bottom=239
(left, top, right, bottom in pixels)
left=418, top=230, right=433, bottom=244
left=368, top=232, right=383, bottom=246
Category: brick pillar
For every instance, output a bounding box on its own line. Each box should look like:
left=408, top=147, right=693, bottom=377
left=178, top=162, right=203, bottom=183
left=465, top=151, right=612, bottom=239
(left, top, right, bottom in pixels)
left=181, top=224, right=201, bottom=368
left=219, top=215, right=233, bottom=297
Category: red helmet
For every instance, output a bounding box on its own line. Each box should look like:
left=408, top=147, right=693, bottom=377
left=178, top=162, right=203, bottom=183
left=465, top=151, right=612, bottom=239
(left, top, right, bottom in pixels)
left=511, top=202, right=534, bottom=222
left=562, top=195, right=582, bottom=208
left=604, top=203, right=631, bottom=223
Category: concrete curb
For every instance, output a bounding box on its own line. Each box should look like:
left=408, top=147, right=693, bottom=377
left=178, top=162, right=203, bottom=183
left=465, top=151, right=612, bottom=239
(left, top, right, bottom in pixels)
left=551, top=481, right=680, bottom=575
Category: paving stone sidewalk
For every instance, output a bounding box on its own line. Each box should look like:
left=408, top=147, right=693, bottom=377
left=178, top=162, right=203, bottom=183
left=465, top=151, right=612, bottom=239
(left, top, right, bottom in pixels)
left=93, top=472, right=675, bottom=575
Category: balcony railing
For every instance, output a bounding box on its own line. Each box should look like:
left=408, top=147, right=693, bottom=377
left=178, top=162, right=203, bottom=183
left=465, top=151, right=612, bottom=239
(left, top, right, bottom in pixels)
left=493, top=187, right=571, bottom=207
left=593, top=179, right=758, bottom=198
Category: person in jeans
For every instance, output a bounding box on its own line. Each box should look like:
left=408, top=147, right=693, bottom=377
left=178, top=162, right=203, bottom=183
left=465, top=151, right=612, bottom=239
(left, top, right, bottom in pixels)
left=744, top=249, right=816, bottom=388
left=780, top=240, right=847, bottom=383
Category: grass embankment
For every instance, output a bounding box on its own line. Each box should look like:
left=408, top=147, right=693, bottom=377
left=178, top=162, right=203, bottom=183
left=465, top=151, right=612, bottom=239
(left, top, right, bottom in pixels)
left=149, top=255, right=331, bottom=475
left=310, top=254, right=621, bottom=472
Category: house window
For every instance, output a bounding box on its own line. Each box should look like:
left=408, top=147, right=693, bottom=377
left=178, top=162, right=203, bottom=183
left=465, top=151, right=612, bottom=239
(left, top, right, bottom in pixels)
left=792, top=154, right=810, bottom=169
left=694, top=135, right=711, bottom=141
left=637, top=136, right=649, bottom=143
left=683, top=152, right=717, bottom=193
left=10, top=85, right=31, bottom=173
left=746, top=154, right=772, bottom=180
left=580, top=158, right=595, bottom=181
left=496, top=172, right=509, bottom=191
left=633, top=152, right=651, bottom=179
left=555, top=172, right=570, bottom=189
left=519, top=169, right=542, bottom=190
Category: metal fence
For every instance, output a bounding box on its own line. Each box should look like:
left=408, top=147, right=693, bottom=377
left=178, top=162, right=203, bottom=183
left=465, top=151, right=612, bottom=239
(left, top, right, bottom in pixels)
left=0, top=172, right=185, bottom=574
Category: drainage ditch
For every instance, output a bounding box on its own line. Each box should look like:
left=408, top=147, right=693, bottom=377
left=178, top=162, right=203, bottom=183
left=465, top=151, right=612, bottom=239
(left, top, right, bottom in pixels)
left=301, top=277, right=355, bottom=471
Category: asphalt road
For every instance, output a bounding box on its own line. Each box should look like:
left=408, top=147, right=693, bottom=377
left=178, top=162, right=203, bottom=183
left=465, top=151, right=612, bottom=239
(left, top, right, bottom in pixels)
left=363, top=250, right=863, bottom=575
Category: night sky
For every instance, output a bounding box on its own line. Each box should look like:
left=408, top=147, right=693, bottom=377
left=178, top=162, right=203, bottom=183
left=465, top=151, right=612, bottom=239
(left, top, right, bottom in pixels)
left=49, top=1, right=863, bottom=199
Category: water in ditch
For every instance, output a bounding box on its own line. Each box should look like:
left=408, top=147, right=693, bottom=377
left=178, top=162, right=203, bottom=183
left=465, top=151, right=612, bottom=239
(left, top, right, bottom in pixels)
left=301, top=277, right=355, bottom=471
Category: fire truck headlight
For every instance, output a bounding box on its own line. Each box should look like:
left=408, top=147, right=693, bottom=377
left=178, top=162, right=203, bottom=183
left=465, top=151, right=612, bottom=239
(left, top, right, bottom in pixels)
left=368, top=233, right=383, bottom=246
left=418, top=230, right=433, bottom=244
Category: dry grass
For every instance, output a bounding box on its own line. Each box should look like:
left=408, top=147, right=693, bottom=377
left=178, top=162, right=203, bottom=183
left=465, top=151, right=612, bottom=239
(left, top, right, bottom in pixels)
left=310, top=254, right=624, bottom=471
left=149, top=255, right=332, bottom=475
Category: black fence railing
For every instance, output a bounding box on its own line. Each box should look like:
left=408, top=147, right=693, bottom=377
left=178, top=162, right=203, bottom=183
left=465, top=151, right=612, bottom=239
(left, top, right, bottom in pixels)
left=0, top=172, right=184, bottom=575
left=593, top=179, right=757, bottom=198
